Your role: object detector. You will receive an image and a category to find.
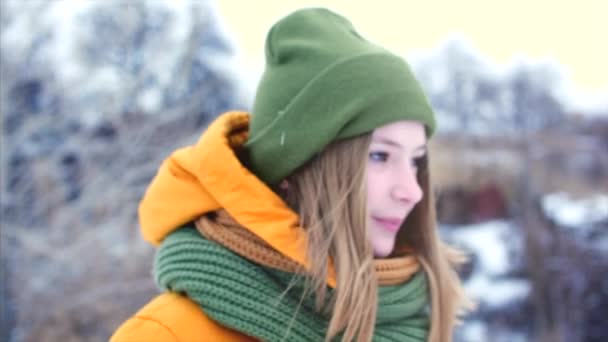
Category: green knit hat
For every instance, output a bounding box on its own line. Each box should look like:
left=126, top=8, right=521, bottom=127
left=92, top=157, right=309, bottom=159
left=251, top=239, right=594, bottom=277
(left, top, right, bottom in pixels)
left=245, top=8, right=436, bottom=185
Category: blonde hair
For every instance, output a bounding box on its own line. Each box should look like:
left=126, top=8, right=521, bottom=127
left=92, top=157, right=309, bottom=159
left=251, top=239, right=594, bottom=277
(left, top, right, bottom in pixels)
left=279, top=133, right=473, bottom=342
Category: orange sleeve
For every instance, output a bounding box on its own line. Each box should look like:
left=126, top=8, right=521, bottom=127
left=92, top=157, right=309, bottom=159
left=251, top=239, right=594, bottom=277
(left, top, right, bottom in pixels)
left=110, top=315, right=178, bottom=342
left=110, top=292, right=257, bottom=342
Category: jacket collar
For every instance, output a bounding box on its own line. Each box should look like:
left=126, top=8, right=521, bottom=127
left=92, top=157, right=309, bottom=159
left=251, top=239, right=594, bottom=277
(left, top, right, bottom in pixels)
left=139, top=111, right=315, bottom=280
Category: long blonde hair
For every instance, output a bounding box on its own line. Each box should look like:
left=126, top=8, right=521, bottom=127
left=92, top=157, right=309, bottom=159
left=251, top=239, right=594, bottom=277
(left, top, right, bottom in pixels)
left=278, top=133, right=473, bottom=342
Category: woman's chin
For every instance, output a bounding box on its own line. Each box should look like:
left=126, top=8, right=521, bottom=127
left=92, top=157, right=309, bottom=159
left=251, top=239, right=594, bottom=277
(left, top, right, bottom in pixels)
left=372, top=243, right=395, bottom=258
left=370, top=228, right=398, bottom=258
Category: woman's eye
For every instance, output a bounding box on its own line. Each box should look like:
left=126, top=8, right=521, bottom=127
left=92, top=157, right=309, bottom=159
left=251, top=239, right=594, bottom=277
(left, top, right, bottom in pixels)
left=369, top=151, right=389, bottom=162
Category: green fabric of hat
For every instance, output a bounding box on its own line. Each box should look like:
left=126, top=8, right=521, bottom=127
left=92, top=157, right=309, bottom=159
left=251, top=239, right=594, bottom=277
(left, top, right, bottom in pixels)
left=245, top=8, right=436, bottom=185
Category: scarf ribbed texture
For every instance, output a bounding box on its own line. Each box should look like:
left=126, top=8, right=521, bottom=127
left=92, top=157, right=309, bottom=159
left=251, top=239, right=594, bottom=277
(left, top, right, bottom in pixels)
left=154, top=225, right=429, bottom=341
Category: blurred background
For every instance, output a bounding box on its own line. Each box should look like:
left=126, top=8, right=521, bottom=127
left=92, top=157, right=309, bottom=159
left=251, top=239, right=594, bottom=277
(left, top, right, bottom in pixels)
left=1, top=1, right=606, bottom=341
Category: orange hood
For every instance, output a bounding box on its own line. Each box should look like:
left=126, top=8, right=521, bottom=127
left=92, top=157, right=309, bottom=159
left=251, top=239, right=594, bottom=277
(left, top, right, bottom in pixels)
left=138, top=111, right=331, bottom=282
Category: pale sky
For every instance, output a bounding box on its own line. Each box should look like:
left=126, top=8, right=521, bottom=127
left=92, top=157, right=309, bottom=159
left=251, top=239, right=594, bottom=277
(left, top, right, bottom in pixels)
left=216, top=0, right=607, bottom=96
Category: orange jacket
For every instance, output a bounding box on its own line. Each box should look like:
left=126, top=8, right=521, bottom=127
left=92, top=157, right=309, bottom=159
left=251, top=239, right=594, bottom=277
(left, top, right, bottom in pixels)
left=110, top=112, right=337, bottom=341
left=110, top=292, right=256, bottom=342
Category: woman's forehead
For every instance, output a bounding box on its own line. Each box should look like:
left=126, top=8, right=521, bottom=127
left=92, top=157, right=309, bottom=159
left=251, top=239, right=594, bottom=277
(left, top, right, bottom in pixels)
left=371, top=121, right=426, bottom=146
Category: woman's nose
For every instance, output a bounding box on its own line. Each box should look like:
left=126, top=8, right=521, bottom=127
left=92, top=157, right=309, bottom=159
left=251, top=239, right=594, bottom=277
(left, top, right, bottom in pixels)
left=390, top=169, right=423, bottom=204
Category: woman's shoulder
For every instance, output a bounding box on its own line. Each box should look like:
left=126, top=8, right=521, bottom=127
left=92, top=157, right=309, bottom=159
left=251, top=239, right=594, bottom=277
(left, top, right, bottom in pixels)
left=110, top=292, right=257, bottom=342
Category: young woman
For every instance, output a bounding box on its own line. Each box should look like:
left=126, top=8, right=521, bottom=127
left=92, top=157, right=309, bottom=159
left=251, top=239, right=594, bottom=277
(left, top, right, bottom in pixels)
left=111, top=8, right=471, bottom=342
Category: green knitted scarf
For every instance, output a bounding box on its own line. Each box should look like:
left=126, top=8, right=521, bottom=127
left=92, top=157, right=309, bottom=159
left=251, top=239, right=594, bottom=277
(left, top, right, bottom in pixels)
left=155, top=227, right=430, bottom=341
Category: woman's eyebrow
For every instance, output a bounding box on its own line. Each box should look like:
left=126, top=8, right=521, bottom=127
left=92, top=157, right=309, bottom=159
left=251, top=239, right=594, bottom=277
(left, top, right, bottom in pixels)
left=371, top=137, right=402, bottom=148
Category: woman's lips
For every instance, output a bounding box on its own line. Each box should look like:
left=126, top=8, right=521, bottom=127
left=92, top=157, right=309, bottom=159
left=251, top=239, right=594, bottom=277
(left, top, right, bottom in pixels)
left=372, top=216, right=403, bottom=232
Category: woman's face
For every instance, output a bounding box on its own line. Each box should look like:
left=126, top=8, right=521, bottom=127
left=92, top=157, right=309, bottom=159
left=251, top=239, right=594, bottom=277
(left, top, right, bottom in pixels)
left=367, top=120, right=426, bottom=257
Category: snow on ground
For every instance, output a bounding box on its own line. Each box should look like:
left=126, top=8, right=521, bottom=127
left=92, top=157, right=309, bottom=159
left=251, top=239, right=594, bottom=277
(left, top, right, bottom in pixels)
left=456, top=319, right=529, bottom=342
left=542, top=192, right=608, bottom=228
left=443, top=220, right=531, bottom=308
